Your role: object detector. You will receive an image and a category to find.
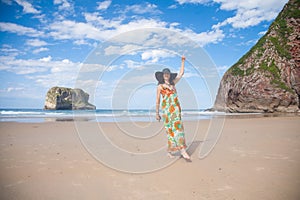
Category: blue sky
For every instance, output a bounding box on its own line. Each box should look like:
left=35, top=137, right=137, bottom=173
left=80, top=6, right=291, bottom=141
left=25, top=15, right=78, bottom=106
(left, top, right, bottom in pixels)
left=0, top=0, right=288, bottom=109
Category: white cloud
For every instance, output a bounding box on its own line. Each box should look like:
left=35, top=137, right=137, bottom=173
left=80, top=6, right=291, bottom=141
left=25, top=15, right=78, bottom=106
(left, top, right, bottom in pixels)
left=84, top=12, right=123, bottom=29
left=73, top=39, right=92, bottom=46
left=7, top=87, right=24, bottom=92
left=214, top=0, right=287, bottom=11
left=258, top=30, right=267, bottom=36
left=79, top=63, right=112, bottom=73
left=176, top=0, right=210, bottom=4
left=0, top=55, right=88, bottom=91
left=48, top=14, right=224, bottom=47
left=123, top=3, right=161, bottom=14
left=96, top=0, right=111, bottom=10
left=0, top=22, right=44, bottom=37
left=48, top=20, right=103, bottom=40
left=182, top=72, right=201, bottom=78
left=32, top=14, right=47, bottom=23
left=14, top=0, right=40, bottom=14
left=33, top=47, right=49, bottom=54
left=214, top=8, right=278, bottom=28
left=106, top=65, right=120, bottom=72
left=32, top=3, right=226, bottom=47
left=115, top=18, right=167, bottom=33
left=53, top=0, right=72, bottom=10
left=0, top=45, right=20, bottom=57
left=141, top=50, right=175, bottom=63
left=0, top=6, right=225, bottom=61
left=39, top=56, right=52, bottom=62
left=216, top=65, right=229, bottom=76
left=0, top=55, right=78, bottom=75
left=1, top=0, right=13, bottom=5
left=237, top=38, right=257, bottom=46
left=78, top=63, right=120, bottom=74
left=76, top=79, right=104, bottom=91
left=29, top=72, right=77, bottom=88
left=104, top=44, right=140, bottom=55
left=49, top=13, right=220, bottom=46
left=26, top=39, right=48, bottom=47
left=215, top=0, right=288, bottom=28
left=168, top=4, right=178, bottom=9
left=28, top=63, right=111, bottom=92
left=176, top=27, right=224, bottom=46
left=177, top=0, right=288, bottom=29
left=0, top=54, right=116, bottom=91
left=123, top=60, right=145, bottom=70
left=48, top=17, right=167, bottom=41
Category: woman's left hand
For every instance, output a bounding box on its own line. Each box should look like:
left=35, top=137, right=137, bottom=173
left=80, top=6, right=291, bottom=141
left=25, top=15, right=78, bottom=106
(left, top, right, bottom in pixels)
left=181, top=55, right=185, bottom=61
left=156, top=114, right=161, bottom=122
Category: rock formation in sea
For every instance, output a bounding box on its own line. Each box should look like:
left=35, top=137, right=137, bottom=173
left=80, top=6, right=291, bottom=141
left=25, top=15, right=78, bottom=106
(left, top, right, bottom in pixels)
left=213, top=0, right=300, bottom=112
left=44, top=86, right=96, bottom=110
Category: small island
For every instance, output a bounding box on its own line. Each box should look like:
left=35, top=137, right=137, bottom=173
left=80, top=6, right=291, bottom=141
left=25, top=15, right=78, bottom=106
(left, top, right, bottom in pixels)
left=44, top=86, right=96, bottom=110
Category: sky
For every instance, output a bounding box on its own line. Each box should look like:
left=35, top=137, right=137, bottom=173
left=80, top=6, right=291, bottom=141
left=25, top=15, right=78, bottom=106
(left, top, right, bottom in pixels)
left=0, top=0, right=289, bottom=109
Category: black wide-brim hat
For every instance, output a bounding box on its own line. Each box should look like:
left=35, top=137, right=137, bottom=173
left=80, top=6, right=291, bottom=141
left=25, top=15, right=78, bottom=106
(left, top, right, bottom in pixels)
left=155, top=68, right=177, bottom=83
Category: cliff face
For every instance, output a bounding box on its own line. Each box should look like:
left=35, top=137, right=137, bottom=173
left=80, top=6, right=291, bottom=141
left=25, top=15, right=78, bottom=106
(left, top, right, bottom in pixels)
left=44, top=86, right=96, bottom=110
left=214, top=0, right=300, bottom=112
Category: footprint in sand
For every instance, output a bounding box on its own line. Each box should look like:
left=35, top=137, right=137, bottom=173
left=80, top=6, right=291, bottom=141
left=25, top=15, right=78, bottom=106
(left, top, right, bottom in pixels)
left=230, top=147, right=258, bottom=157
left=37, top=161, right=47, bottom=165
left=4, top=179, right=26, bottom=188
left=255, top=167, right=265, bottom=171
left=263, top=154, right=289, bottom=160
left=71, top=182, right=83, bottom=187
left=216, top=185, right=233, bottom=191
left=6, top=164, right=22, bottom=169
left=37, top=166, right=50, bottom=172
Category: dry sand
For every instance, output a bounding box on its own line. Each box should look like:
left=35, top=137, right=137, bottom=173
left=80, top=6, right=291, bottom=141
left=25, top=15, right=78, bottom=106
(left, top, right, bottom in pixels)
left=0, top=116, right=299, bottom=200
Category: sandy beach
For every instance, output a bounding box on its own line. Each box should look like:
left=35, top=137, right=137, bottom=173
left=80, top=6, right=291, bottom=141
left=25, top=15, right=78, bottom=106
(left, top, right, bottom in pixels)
left=0, top=116, right=300, bottom=200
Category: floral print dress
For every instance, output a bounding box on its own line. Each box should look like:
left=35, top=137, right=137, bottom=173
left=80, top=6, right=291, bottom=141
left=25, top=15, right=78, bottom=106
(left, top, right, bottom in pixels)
left=160, top=86, right=187, bottom=152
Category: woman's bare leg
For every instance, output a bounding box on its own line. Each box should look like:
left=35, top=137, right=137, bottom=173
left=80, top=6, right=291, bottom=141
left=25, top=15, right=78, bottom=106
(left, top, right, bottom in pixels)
left=167, top=152, right=175, bottom=158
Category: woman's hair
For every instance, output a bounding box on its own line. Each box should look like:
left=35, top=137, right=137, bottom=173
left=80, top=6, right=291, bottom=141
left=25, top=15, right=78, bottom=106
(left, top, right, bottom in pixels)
left=158, top=76, right=175, bottom=85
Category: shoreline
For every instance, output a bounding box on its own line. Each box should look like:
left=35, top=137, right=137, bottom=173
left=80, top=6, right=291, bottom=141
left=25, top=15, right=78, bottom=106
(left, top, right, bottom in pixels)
left=0, top=111, right=299, bottom=123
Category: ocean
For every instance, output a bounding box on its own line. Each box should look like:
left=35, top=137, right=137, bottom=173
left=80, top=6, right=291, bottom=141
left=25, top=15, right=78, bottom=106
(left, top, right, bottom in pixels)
left=0, top=108, right=267, bottom=123
left=0, top=108, right=248, bottom=123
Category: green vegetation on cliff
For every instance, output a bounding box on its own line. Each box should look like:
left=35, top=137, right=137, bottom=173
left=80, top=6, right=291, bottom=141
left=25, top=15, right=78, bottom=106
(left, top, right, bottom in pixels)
left=214, top=0, right=300, bottom=113
left=227, top=0, right=299, bottom=92
left=229, top=0, right=300, bottom=74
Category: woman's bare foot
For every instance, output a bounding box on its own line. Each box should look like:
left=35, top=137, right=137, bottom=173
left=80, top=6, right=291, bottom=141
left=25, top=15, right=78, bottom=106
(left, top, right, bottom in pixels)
left=167, top=152, right=175, bottom=158
left=180, top=149, right=191, bottom=161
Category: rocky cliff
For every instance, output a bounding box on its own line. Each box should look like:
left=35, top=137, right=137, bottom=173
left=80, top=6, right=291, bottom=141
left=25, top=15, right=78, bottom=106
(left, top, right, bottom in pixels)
left=214, top=0, right=300, bottom=113
left=44, top=86, right=96, bottom=110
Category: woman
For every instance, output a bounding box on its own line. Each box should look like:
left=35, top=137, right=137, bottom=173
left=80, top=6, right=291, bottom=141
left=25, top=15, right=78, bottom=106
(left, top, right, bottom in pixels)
left=155, top=55, right=191, bottom=161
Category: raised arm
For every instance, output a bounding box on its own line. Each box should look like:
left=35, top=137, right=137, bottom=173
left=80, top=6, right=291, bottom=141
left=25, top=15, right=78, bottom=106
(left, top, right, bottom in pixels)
left=156, top=85, right=162, bottom=121
left=173, top=55, right=185, bottom=84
